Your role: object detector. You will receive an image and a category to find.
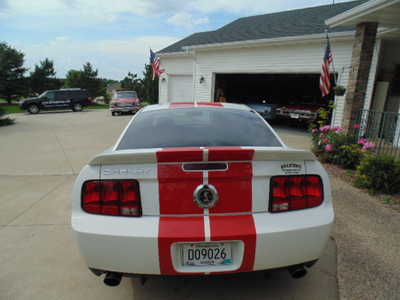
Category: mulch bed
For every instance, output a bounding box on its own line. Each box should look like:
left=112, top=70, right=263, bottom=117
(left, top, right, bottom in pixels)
left=323, top=162, right=400, bottom=213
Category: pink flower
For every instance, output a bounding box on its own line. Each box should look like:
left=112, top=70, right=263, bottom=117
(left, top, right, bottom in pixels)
left=325, top=144, right=334, bottom=152
left=322, top=138, right=329, bottom=144
left=354, top=124, right=361, bottom=129
left=358, top=138, right=368, bottom=145
left=333, top=126, right=344, bottom=132
left=362, top=141, right=375, bottom=150
left=320, top=125, right=331, bottom=132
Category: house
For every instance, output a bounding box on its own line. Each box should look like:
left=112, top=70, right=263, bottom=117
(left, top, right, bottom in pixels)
left=158, top=0, right=400, bottom=142
left=106, top=82, right=122, bottom=95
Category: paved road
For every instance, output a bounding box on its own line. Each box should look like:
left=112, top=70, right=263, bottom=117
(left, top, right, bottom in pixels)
left=0, top=110, right=337, bottom=300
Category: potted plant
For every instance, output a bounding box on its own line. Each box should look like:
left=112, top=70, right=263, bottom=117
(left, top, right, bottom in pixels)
left=334, top=85, right=346, bottom=96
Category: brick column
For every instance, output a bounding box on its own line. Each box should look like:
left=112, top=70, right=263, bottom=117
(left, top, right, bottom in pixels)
left=342, top=22, right=378, bottom=132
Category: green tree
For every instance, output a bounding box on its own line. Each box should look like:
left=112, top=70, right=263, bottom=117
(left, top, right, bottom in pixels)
left=120, top=72, right=143, bottom=97
left=29, top=58, right=59, bottom=94
left=140, top=64, right=159, bottom=104
left=0, top=42, right=27, bottom=103
left=64, top=62, right=102, bottom=97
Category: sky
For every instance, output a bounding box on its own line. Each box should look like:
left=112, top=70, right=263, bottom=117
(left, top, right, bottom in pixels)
left=0, top=0, right=353, bottom=80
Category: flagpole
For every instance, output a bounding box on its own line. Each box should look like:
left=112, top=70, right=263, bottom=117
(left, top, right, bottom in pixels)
left=325, top=29, right=337, bottom=87
left=324, top=28, right=338, bottom=126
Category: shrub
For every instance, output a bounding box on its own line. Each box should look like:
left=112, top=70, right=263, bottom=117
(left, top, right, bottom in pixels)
left=332, top=144, right=364, bottom=170
left=355, top=154, right=400, bottom=194
left=140, top=101, right=150, bottom=108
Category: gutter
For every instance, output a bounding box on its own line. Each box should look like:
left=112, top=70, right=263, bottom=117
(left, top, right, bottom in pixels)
left=326, top=0, right=400, bottom=27
left=157, top=51, right=192, bottom=58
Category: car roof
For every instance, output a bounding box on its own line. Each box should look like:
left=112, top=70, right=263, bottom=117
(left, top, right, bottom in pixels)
left=142, top=102, right=252, bottom=112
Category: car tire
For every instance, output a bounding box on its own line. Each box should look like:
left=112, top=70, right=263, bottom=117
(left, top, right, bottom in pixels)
left=112, top=111, right=118, bottom=116
left=27, top=104, right=40, bottom=114
left=72, top=103, right=83, bottom=112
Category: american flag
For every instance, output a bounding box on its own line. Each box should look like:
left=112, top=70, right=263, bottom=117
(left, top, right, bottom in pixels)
left=319, top=40, right=333, bottom=97
left=150, top=49, right=165, bottom=80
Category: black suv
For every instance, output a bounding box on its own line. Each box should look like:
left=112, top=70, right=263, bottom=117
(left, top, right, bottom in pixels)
left=20, top=89, right=92, bottom=114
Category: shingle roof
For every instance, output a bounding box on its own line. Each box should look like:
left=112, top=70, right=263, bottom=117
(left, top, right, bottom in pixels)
left=159, top=0, right=367, bottom=53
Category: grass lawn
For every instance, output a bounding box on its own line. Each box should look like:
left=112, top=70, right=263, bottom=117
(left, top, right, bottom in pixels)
left=0, top=104, right=23, bottom=114
left=0, top=103, right=108, bottom=114
left=87, top=104, right=108, bottom=110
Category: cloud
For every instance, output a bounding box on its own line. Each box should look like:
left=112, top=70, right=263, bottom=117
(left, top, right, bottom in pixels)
left=1, top=0, right=354, bottom=26
left=2, top=0, right=185, bottom=23
left=55, top=36, right=70, bottom=41
left=167, top=12, right=209, bottom=28
left=15, top=35, right=179, bottom=80
left=0, top=0, right=8, bottom=9
left=189, top=0, right=353, bottom=15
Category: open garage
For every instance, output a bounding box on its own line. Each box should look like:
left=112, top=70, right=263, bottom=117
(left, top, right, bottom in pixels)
left=214, top=73, right=333, bottom=123
left=214, top=73, right=323, bottom=105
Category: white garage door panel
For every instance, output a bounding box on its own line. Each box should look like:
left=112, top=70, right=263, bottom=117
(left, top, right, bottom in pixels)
left=168, top=75, right=193, bottom=102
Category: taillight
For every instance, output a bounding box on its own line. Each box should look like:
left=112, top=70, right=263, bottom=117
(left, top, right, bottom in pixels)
left=82, top=180, right=141, bottom=217
left=269, top=175, right=323, bottom=213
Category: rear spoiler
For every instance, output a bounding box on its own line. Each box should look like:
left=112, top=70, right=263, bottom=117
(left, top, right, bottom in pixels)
left=89, top=148, right=316, bottom=166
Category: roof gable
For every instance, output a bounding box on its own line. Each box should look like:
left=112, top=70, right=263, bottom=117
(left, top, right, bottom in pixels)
left=159, top=0, right=367, bottom=53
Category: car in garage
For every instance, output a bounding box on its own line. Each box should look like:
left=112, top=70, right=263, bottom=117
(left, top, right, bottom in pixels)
left=71, top=102, right=334, bottom=286
left=246, top=101, right=277, bottom=120
left=19, top=88, right=91, bottom=114
left=276, top=103, right=323, bottom=123
left=109, top=90, right=141, bottom=116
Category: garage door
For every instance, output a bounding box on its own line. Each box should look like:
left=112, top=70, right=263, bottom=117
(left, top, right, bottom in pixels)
left=168, top=75, right=193, bottom=102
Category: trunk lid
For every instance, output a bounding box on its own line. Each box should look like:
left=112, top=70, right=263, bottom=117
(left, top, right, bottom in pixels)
left=91, top=147, right=315, bottom=216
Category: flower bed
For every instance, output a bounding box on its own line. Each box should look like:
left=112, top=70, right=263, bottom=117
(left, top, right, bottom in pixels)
left=311, top=124, right=400, bottom=195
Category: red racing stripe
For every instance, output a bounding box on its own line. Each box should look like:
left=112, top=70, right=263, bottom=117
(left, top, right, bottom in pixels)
left=208, top=147, right=254, bottom=161
left=208, top=162, right=253, bottom=213
left=158, top=217, right=205, bottom=275
left=197, top=102, right=223, bottom=107
left=158, top=164, right=203, bottom=215
left=210, top=215, right=256, bottom=274
left=157, top=147, right=203, bottom=163
left=169, top=102, right=195, bottom=108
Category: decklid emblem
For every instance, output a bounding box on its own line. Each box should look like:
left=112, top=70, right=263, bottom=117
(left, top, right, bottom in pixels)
left=194, top=184, right=219, bottom=209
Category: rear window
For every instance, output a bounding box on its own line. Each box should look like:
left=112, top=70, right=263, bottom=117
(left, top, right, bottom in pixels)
left=117, top=91, right=138, bottom=98
left=117, top=108, right=282, bottom=150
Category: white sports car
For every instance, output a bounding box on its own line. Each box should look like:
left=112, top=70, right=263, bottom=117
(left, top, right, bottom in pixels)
left=71, top=102, right=334, bottom=286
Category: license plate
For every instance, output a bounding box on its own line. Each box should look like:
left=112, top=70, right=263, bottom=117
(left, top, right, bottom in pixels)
left=290, top=113, right=300, bottom=119
left=182, top=243, right=233, bottom=266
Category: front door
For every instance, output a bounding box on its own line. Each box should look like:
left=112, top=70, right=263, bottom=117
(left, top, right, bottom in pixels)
left=41, top=91, right=56, bottom=108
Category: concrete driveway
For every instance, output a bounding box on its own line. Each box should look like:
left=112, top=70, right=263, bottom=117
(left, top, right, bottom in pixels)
left=0, top=110, right=337, bottom=300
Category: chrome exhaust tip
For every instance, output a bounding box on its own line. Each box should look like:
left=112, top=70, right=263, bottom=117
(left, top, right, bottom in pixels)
left=104, top=272, right=122, bottom=286
left=288, top=265, right=307, bottom=279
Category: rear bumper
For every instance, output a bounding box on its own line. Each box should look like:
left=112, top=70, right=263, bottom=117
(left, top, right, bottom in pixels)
left=110, top=107, right=139, bottom=112
left=72, top=205, right=333, bottom=276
